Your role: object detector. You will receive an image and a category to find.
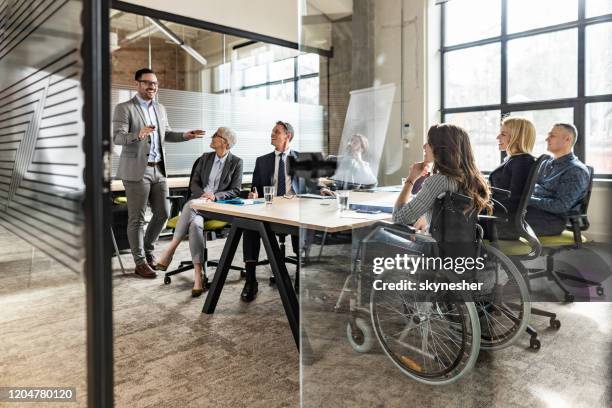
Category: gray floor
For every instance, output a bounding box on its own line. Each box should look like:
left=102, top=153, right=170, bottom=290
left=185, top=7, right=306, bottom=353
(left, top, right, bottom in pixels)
left=1, top=225, right=611, bottom=407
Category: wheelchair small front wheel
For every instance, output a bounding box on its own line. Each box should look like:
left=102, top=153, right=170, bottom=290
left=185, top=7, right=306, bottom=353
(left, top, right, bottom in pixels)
left=347, top=317, right=374, bottom=353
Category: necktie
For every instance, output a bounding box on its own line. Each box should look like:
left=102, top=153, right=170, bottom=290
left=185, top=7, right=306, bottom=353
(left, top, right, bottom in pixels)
left=277, top=154, right=286, bottom=196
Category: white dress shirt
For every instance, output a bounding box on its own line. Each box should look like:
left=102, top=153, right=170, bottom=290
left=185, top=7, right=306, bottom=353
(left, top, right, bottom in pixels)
left=135, top=94, right=162, bottom=163
left=204, top=153, right=228, bottom=193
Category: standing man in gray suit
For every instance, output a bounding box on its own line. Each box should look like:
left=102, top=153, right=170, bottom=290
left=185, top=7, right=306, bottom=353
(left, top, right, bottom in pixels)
left=113, top=68, right=205, bottom=278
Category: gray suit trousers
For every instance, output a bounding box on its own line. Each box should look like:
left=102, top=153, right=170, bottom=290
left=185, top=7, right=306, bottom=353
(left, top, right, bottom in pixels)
left=172, top=201, right=205, bottom=264
left=123, top=165, right=170, bottom=265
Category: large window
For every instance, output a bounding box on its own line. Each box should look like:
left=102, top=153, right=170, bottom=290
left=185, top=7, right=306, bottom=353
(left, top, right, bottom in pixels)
left=441, top=0, right=612, bottom=176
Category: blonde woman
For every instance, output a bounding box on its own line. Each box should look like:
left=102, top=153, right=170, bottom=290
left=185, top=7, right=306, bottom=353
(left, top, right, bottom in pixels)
left=489, top=116, right=536, bottom=238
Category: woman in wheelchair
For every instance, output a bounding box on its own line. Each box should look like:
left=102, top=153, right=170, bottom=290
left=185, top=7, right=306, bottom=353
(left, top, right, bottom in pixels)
left=155, top=127, right=243, bottom=297
left=487, top=116, right=536, bottom=239
left=393, top=123, right=491, bottom=230
left=354, top=124, right=531, bottom=384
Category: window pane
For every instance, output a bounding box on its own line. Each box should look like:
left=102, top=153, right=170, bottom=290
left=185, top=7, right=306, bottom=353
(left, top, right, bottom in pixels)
left=586, top=22, right=612, bottom=96
left=239, top=86, right=266, bottom=100
left=444, top=110, right=501, bottom=172
left=444, top=44, right=500, bottom=108
left=509, top=108, right=574, bottom=158
left=507, top=29, right=577, bottom=103
left=586, top=0, right=612, bottom=18
left=586, top=102, right=612, bottom=174
left=243, top=64, right=267, bottom=87
left=298, top=53, right=320, bottom=75
left=269, top=58, right=294, bottom=81
left=298, top=77, right=320, bottom=105
left=507, top=0, right=577, bottom=34
left=444, top=0, right=500, bottom=46
left=268, top=82, right=294, bottom=103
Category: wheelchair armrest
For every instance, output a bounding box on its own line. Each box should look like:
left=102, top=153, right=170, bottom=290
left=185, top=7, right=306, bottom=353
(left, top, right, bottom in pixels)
left=371, top=220, right=416, bottom=235
left=478, top=214, right=508, bottom=223
left=491, top=187, right=511, bottom=198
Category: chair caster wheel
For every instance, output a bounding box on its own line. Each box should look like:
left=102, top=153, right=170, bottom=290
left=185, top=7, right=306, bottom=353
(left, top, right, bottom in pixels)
left=240, top=269, right=246, bottom=278
left=164, top=276, right=171, bottom=285
left=549, top=318, right=561, bottom=330
left=269, top=276, right=276, bottom=286
left=596, top=286, right=604, bottom=296
left=347, top=317, right=373, bottom=353
left=564, top=293, right=574, bottom=302
left=530, top=337, right=541, bottom=350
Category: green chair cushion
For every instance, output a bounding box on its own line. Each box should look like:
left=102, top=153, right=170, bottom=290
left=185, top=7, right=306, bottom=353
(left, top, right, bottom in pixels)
left=113, top=196, right=127, bottom=205
left=165, top=217, right=227, bottom=231
left=539, top=230, right=587, bottom=247
left=484, top=238, right=533, bottom=256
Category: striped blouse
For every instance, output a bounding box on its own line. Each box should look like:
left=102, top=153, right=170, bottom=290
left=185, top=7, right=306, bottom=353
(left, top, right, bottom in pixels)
left=392, top=173, right=459, bottom=228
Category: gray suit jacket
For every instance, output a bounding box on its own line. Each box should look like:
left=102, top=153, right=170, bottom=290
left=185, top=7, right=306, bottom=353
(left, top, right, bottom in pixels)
left=112, top=96, right=186, bottom=181
left=190, top=151, right=243, bottom=201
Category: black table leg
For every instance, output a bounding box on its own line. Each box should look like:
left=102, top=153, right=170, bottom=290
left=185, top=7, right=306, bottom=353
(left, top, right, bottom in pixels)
left=257, top=221, right=300, bottom=348
left=202, top=223, right=243, bottom=314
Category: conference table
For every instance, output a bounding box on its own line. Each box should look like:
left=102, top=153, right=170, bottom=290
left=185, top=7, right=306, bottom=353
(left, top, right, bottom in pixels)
left=190, top=191, right=398, bottom=350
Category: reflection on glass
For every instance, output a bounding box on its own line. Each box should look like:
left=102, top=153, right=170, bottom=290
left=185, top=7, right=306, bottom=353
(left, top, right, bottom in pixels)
left=444, top=0, right=500, bottom=46
left=586, top=22, right=612, bottom=96
left=444, top=44, right=500, bottom=108
left=445, top=110, right=501, bottom=171
left=507, top=0, right=577, bottom=34
left=507, top=29, right=577, bottom=103
left=585, top=102, right=612, bottom=174
left=332, top=134, right=378, bottom=188
left=510, top=108, right=573, bottom=158
left=586, top=0, right=612, bottom=18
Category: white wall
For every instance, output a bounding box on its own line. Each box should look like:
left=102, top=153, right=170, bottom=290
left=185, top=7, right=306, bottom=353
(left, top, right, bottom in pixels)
left=122, top=0, right=298, bottom=43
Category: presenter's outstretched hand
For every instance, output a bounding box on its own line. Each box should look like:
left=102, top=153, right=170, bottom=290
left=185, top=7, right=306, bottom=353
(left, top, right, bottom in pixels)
left=184, top=130, right=206, bottom=140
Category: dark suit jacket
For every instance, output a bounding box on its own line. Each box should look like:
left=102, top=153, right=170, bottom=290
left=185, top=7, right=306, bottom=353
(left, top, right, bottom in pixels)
left=489, top=153, right=535, bottom=215
left=251, top=150, right=300, bottom=196
left=189, top=151, right=243, bottom=201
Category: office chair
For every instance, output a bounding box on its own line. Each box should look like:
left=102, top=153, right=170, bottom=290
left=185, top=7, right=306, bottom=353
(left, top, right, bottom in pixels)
left=486, top=154, right=562, bottom=350
left=163, top=157, right=244, bottom=285
left=527, top=165, right=603, bottom=302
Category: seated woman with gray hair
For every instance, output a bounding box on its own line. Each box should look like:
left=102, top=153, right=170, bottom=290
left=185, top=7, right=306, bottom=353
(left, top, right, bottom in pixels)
left=155, top=126, right=243, bottom=297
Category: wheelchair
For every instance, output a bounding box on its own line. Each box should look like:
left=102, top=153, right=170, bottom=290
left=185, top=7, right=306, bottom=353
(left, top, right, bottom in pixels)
left=340, top=191, right=531, bottom=385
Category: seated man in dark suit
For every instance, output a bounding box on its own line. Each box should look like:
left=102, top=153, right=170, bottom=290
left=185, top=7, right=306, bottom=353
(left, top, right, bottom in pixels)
left=527, top=123, right=590, bottom=236
left=241, top=121, right=302, bottom=302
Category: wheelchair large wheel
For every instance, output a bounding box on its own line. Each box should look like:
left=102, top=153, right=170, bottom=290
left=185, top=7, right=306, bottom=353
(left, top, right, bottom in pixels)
left=370, top=270, right=480, bottom=385
left=476, top=245, right=531, bottom=351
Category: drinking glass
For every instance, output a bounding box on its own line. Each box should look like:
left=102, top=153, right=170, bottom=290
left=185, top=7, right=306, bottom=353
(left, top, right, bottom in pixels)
left=336, top=190, right=350, bottom=211
left=264, top=186, right=275, bottom=205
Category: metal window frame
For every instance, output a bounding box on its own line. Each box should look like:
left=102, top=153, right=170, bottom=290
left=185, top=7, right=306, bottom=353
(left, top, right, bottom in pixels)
left=440, top=0, right=612, bottom=178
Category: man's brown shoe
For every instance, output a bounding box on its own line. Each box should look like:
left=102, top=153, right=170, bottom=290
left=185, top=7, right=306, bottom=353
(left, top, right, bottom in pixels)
left=145, top=253, right=157, bottom=269
left=135, top=263, right=157, bottom=278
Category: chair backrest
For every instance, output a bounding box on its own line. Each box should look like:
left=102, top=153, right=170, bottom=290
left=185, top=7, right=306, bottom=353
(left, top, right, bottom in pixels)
left=186, top=156, right=204, bottom=199
left=430, top=192, right=479, bottom=259
left=567, top=165, right=594, bottom=241
left=501, top=154, right=549, bottom=259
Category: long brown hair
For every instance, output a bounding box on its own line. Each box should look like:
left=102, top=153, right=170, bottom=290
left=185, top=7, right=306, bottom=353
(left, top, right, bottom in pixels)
left=427, top=123, right=492, bottom=214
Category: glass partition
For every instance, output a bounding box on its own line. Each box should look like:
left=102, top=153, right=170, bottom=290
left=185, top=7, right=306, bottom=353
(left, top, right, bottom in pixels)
left=0, top=0, right=87, bottom=405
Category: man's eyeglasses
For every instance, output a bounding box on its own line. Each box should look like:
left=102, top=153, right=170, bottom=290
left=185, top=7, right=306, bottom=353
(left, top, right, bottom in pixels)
left=138, top=80, right=158, bottom=87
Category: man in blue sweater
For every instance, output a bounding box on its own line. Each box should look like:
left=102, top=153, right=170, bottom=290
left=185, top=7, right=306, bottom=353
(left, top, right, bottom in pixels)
left=527, top=123, right=590, bottom=236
